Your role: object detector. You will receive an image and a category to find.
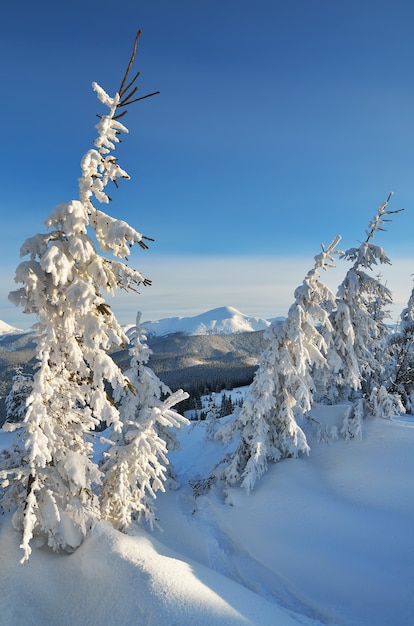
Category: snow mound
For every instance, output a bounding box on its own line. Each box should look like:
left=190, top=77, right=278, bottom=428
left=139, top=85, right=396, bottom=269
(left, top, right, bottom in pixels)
left=0, top=517, right=304, bottom=626
left=142, top=306, right=271, bottom=337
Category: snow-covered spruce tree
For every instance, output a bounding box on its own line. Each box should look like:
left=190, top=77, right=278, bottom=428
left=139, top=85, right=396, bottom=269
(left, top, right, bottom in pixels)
left=4, top=367, right=33, bottom=425
left=205, top=393, right=221, bottom=440
left=327, top=194, right=404, bottom=438
left=384, top=284, right=414, bottom=413
left=100, top=313, right=188, bottom=532
left=0, top=31, right=158, bottom=562
left=220, top=236, right=341, bottom=493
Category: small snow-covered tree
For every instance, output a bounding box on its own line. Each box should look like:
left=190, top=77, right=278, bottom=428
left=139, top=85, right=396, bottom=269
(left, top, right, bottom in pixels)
left=326, top=194, right=404, bottom=437
left=0, top=31, right=159, bottom=561
left=204, top=393, right=221, bottom=440
left=100, top=313, right=188, bottom=532
left=384, top=284, right=414, bottom=412
left=4, top=368, right=33, bottom=424
left=221, top=236, right=341, bottom=493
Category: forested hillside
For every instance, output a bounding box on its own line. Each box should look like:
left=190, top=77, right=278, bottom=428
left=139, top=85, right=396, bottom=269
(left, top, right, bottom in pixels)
left=0, top=327, right=268, bottom=424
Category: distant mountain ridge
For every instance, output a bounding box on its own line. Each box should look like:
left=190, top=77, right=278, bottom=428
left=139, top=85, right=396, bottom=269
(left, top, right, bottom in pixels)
left=141, top=306, right=271, bottom=337
left=0, top=306, right=276, bottom=340
left=0, top=306, right=274, bottom=423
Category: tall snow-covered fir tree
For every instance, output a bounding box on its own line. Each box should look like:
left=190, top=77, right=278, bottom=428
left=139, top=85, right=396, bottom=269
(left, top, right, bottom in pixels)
left=100, top=313, right=188, bottom=532
left=219, top=236, right=341, bottom=493
left=384, top=283, right=414, bottom=413
left=326, top=194, right=404, bottom=438
left=0, top=31, right=161, bottom=562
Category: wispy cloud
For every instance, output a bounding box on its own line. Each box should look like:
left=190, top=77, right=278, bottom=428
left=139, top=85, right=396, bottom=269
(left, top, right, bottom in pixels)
left=111, top=254, right=414, bottom=327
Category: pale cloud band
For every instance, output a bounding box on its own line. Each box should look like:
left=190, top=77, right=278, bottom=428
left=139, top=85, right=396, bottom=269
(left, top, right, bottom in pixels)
left=1, top=255, right=412, bottom=331
left=110, top=255, right=413, bottom=327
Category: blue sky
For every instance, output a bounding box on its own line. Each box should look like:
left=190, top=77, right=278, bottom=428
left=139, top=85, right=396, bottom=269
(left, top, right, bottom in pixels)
left=1, top=0, right=413, bottom=329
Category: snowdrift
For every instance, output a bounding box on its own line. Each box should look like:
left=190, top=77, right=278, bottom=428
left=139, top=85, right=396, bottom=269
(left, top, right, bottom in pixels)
left=0, top=516, right=302, bottom=626
left=1, top=405, right=414, bottom=625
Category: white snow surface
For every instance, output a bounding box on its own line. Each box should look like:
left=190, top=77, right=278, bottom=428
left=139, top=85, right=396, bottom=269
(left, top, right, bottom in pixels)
left=1, top=395, right=414, bottom=625
left=141, top=306, right=271, bottom=337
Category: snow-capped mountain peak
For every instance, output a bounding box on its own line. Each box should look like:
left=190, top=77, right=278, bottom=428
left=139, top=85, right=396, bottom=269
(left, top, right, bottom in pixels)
left=0, top=320, right=23, bottom=336
left=0, top=306, right=276, bottom=341
left=142, top=306, right=271, bottom=337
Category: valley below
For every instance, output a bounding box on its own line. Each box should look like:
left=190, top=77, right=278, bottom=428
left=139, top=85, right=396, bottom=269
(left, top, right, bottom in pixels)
left=0, top=327, right=268, bottom=424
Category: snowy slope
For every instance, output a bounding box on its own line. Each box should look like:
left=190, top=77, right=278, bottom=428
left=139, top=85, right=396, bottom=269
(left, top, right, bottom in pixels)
left=0, top=518, right=302, bottom=626
left=153, top=406, right=414, bottom=626
left=141, top=306, right=271, bottom=337
left=1, top=401, right=414, bottom=625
